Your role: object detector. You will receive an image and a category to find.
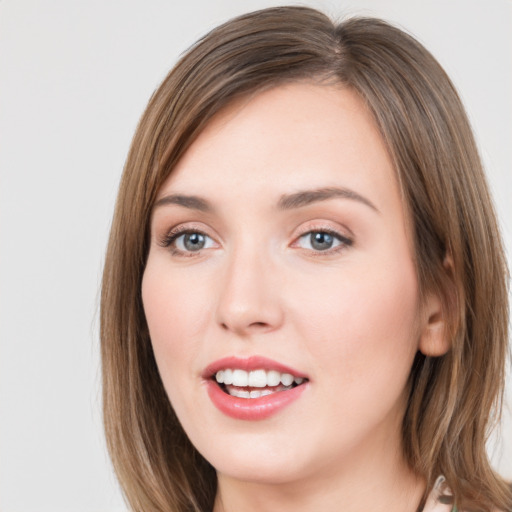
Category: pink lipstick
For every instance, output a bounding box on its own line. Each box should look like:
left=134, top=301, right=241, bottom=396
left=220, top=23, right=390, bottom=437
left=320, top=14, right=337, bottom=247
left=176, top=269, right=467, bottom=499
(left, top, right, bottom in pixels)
left=203, top=356, right=309, bottom=421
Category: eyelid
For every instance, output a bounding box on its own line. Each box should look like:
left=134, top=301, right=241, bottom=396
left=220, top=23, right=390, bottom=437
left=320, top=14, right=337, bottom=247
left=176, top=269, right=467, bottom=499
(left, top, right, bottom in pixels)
left=156, top=221, right=353, bottom=256
left=158, top=223, right=219, bottom=255
left=290, top=222, right=354, bottom=254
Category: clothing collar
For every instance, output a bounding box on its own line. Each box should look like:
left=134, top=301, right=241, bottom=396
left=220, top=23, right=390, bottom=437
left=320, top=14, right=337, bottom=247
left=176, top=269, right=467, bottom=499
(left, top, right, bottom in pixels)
left=422, top=476, right=456, bottom=512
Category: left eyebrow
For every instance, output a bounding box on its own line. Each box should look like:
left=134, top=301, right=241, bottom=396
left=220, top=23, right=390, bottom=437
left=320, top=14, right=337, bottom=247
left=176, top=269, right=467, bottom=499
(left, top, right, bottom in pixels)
left=277, top=186, right=380, bottom=213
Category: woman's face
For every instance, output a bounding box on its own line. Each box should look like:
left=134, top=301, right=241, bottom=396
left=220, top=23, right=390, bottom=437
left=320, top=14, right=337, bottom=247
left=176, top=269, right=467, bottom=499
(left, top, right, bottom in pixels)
left=142, top=83, right=427, bottom=485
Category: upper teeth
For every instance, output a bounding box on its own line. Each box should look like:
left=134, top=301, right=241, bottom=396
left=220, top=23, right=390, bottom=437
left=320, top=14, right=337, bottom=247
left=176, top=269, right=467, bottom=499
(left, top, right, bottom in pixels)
left=215, top=369, right=304, bottom=387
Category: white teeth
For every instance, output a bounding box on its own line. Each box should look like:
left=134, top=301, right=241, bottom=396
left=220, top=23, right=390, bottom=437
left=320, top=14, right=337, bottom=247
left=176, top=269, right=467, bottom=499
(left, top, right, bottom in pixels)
left=215, top=368, right=305, bottom=388
left=267, top=370, right=281, bottom=387
left=228, top=386, right=292, bottom=398
left=230, top=388, right=250, bottom=398
left=281, top=373, right=294, bottom=386
left=248, top=369, right=267, bottom=387
left=223, top=368, right=233, bottom=385
left=232, top=369, right=248, bottom=387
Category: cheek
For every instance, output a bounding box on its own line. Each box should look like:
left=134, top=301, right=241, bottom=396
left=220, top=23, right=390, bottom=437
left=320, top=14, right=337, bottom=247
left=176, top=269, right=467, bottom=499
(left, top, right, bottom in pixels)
left=291, top=254, right=420, bottom=381
left=141, top=260, right=210, bottom=380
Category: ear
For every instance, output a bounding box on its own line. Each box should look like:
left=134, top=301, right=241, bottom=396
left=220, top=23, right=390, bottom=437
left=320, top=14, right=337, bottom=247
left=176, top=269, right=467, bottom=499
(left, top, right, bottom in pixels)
left=418, top=257, right=455, bottom=357
left=418, top=291, right=451, bottom=357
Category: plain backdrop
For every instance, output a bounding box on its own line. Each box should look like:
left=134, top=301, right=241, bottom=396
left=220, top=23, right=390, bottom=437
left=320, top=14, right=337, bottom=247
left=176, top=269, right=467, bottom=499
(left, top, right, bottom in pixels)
left=1, top=1, right=511, bottom=511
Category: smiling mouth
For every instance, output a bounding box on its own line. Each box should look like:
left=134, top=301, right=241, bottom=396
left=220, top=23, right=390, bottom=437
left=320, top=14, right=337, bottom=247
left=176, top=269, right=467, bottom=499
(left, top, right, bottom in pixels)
left=213, top=368, right=308, bottom=399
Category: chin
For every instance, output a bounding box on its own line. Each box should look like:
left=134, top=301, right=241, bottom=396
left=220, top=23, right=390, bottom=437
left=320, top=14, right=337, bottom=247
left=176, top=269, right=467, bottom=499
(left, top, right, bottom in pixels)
left=214, top=456, right=306, bottom=485
left=195, top=431, right=315, bottom=485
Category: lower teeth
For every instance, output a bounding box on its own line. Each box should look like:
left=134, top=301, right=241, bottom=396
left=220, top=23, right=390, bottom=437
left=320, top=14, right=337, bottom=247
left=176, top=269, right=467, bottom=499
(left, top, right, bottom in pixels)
left=224, top=384, right=294, bottom=399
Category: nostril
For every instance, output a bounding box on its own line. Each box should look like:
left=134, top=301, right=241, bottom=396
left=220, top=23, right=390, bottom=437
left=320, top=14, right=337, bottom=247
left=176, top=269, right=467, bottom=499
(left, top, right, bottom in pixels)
left=220, top=322, right=269, bottom=331
left=250, top=322, right=268, bottom=328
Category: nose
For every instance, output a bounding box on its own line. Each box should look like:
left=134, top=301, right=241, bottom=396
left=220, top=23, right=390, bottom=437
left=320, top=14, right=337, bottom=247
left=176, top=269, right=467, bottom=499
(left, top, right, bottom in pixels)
left=215, top=246, right=284, bottom=337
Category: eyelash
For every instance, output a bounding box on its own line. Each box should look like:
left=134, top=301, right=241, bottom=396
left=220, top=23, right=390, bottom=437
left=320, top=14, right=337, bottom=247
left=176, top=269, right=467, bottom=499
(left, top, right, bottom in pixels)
left=159, top=226, right=213, bottom=257
left=294, top=227, right=353, bottom=256
left=159, top=225, right=353, bottom=257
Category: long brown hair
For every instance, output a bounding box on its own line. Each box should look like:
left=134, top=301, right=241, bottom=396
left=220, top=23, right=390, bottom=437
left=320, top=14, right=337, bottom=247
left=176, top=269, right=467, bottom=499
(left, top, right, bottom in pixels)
left=100, top=6, right=511, bottom=511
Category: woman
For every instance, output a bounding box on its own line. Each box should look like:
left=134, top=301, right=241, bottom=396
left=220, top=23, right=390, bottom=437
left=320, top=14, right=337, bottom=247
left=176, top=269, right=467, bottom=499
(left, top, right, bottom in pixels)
left=100, top=6, right=511, bottom=512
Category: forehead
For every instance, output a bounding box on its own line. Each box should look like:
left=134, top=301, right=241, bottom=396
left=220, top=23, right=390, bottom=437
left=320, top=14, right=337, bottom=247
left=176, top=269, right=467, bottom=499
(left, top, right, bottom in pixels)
left=158, top=82, right=401, bottom=217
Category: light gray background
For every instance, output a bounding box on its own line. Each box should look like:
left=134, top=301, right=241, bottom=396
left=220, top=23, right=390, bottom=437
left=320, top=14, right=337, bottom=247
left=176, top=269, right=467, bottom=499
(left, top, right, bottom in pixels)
left=1, top=1, right=511, bottom=511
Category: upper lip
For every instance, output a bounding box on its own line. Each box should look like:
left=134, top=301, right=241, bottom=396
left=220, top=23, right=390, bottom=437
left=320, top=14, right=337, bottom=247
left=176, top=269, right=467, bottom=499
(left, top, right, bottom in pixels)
left=202, top=355, right=308, bottom=380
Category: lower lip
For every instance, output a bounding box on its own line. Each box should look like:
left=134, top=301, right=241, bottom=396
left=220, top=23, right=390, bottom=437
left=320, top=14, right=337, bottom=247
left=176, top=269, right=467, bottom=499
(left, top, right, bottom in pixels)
left=206, top=380, right=307, bottom=421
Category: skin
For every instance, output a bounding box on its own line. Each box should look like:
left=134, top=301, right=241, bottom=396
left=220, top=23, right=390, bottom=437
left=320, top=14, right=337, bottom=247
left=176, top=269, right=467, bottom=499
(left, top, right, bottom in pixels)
left=142, top=83, right=447, bottom=512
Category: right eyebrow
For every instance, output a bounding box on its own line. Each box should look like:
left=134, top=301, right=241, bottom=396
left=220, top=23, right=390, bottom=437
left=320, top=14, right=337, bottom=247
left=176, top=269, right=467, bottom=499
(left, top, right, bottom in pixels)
left=153, top=194, right=213, bottom=213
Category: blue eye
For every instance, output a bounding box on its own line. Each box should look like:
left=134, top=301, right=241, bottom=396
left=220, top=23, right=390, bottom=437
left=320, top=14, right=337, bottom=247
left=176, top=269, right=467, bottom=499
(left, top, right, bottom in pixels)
left=164, top=230, right=215, bottom=253
left=297, top=231, right=351, bottom=252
